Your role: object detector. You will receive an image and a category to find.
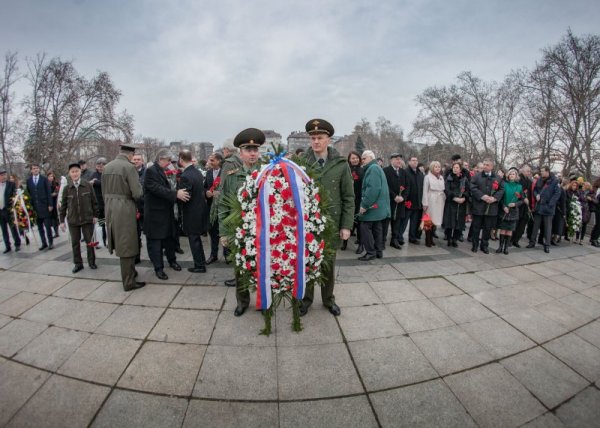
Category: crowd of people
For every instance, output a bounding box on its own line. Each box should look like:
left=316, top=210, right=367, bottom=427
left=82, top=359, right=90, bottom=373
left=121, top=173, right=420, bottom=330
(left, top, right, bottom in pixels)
left=1, top=121, right=599, bottom=319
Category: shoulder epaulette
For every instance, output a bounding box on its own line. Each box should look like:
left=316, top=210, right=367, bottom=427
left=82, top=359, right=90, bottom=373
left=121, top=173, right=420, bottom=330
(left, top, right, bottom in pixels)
left=227, top=169, right=239, bottom=176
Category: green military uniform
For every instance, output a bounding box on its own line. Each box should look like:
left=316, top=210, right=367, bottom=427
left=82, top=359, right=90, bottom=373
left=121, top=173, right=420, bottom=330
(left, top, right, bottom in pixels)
left=302, top=121, right=355, bottom=310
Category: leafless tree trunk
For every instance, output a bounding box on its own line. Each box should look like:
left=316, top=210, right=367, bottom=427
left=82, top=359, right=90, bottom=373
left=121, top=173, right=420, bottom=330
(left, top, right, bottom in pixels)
left=0, top=51, right=19, bottom=172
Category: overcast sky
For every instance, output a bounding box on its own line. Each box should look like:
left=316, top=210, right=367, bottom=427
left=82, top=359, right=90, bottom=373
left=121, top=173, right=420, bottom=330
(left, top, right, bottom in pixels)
left=2, top=0, right=599, bottom=146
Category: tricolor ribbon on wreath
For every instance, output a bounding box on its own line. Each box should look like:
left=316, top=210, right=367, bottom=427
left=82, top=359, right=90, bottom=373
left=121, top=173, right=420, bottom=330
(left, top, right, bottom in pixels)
left=12, top=188, right=35, bottom=238
left=254, top=154, right=311, bottom=310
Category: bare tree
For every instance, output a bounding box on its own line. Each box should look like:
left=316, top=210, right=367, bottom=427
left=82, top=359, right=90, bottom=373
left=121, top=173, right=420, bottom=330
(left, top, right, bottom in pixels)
left=0, top=51, right=19, bottom=171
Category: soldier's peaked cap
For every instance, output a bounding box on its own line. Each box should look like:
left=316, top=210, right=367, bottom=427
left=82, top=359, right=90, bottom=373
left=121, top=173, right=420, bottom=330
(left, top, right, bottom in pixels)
left=233, top=128, right=265, bottom=148
left=305, top=119, right=334, bottom=136
left=120, top=144, right=136, bottom=153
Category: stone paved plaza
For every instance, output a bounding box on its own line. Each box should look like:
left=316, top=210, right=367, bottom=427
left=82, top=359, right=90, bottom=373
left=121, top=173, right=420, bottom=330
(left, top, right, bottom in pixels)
left=0, top=234, right=599, bottom=427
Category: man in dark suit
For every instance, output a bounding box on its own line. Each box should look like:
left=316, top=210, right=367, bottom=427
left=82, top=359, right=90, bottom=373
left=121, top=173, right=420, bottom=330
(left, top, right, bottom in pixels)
left=470, top=158, right=505, bottom=254
left=403, top=156, right=424, bottom=244
left=383, top=153, right=408, bottom=248
left=178, top=150, right=208, bottom=273
left=204, top=152, right=223, bottom=264
left=0, top=167, right=21, bottom=253
left=143, top=151, right=190, bottom=280
left=27, top=163, right=54, bottom=250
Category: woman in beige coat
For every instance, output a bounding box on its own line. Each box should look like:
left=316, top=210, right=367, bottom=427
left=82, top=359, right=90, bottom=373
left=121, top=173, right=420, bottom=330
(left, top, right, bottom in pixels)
left=422, top=161, right=446, bottom=227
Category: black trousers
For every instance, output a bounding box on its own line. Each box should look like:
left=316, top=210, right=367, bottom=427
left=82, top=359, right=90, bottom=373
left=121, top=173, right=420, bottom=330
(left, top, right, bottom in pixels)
left=445, top=227, right=462, bottom=241
left=401, top=208, right=422, bottom=241
left=187, top=233, right=207, bottom=268
left=383, top=205, right=404, bottom=243
left=360, top=220, right=383, bottom=256
left=136, top=215, right=143, bottom=261
left=208, top=221, right=220, bottom=258
left=0, top=209, right=21, bottom=249
left=147, top=236, right=176, bottom=272
left=591, top=211, right=600, bottom=241
left=471, top=215, right=496, bottom=250
left=69, top=223, right=95, bottom=266
left=530, top=214, right=553, bottom=246
left=512, top=207, right=530, bottom=244
left=36, top=216, right=53, bottom=246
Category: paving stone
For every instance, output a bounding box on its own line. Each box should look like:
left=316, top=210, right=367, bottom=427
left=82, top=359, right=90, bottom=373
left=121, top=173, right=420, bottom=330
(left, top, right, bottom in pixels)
left=535, top=300, right=594, bottom=330
left=53, top=278, right=104, bottom=299
left=0, top=318, right=47, bottom=357
left=278, top=343, right=363, bottom=400
left=96, top=305, right=164, bottom=339
left=476, top=269, right=520, bottom=286
left=549, top=274, right=594, bottom=291
left=370, top=379, right=477, bottom=428
left=210, top=309, right=276, bottom=346
left=0, top=271, right=71, bottom=294
left=502, top=308, right=569, bottom=344
left=280, top=396, right=377, bottom=428
left=502, top=266, right=546, bottom=282
left=0, top=360, right=51, bottom=426
left=387, top=300, right=454, bottom=333
left=410, top=277, right=463, bottom=298
left=461, top=317, right=535, bottom=358
left=504, top=284, right=555, bottom=307
left=555, top=387, right=600, bottom=428
left=14, top=326, right=89, bottom=371
left=574, top=320, right=600, bottom=348
left=337, top=305, right=404, bottom=342
left=522, top=412, right=565, bottom=428
left=526, top=279, right=574, bottom=299
left=349, top=335, right=437, bottom=391
left=148, top=308, right=217, bottom=344
left=53, top=300, right=117, bottom=332
left=472, top=288, right=529, bottom=315
left=0, top=314, right=11, bottom=329
left=431, top=294, right=495, bottom=324
left=194, top=345, right=276, bottom=400
left=123, top=284, right=180, bottom=307
left=0, top=291, right=46, bottom=316
left=544, top=333, right=600, bottom=382
left=58, top=334, right=141, bottom=385
left=333, top=282, right=382, bottom=307
left=445, top=273, right=496, bottom=295
left=445, top=363, right=545, bottom=427
left=8, top=374, right=110, bottom=428
left=559, top=293, right=600, bottom=318
left=119, top=341, right=205, bottom=396
left=20, top=296, right=78, bottom=324
left=86, top=281, right=132, bottom=303
left=581, top=285, right=600, bottom=302
left=368, top=279, right=426, bottom=303
left=566, top=268, right=600, bottom=285
left=170, top=286, right=227, bottom=310
left=0, top=288, right=20, bottom=304
left=411, top=325, right=493, bottom=376
left=92, top=389, right=187, bottom=428
left=184, top=400, right=278, bottom=428
left=527, top=264, right=562, bottom=278
left=501, top=347, right=588, bottom=409
left=276, top=306, right=343, bottom=346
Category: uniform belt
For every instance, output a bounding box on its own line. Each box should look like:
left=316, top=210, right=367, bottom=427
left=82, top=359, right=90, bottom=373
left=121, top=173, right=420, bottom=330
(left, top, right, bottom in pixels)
left=104, top=194, right=131, bottom=200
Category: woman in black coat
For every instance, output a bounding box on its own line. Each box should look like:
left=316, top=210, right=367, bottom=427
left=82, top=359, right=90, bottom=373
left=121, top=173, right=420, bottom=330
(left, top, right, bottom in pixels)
left=552, top=179, right=567, bottom=245
left=443, top=162, right=470, bottom=247
left=345, top=151, right=363, bottom=252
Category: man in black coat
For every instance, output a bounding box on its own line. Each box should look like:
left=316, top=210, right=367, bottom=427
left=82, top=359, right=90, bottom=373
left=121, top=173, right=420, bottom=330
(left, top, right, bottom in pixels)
left=403, top=156, right=424, bottom=244
left=382, top=153, right=408, bottom=248
left=91, top=158, right=107, bottom=246
left=178, top=150, right=208, bottom=273
left=27, top=163, right=54, bottom=250
left=469, top=158, right=505, bottom=254
left=143, top=151, right=190, bottom=280
left=132, top=153, right=146, bottom=264
left=0, top=167, right=21, bottom=253
left=204, top=152, right=223, bottom=264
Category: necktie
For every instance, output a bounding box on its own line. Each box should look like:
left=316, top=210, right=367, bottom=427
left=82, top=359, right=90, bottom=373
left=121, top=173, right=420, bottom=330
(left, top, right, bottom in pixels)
left=318, top=159, right=325, bottom=168
left=34, top=176, right=38, bottom=185
left=395, top=168, right=399, bottom=177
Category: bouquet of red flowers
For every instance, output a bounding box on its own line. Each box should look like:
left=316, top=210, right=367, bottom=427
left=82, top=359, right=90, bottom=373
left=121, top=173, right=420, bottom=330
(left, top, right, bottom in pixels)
left=208, top=176, right=221, bottom=193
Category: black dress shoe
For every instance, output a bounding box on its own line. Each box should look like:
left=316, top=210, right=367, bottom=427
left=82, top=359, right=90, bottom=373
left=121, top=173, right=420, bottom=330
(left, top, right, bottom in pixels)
left=471, top=247, right=478, bottom=253
left=458, top=236, right=464, bottom=242
left=169, top=262, right=182, bottom=271
left=72, top=264, right=84, bottom=273
left=48, top=244, right=54, bottom=250
left=134, top=256, right=141, bottom=264
left=481, top=247, right=489, bottom=254
left=156, top=270, right=168, bottom=280
left=526, top=242, right=535, bottom=248
left=89, top=263, right=97, bottom=269
left=358, top=254, right=376, bottom=261
left=390, top=241, right=402, bottom=249
left=15, top=246, right=20, bottom=252
left=409, top=239, right=419, bottom=244
left=544, top=245, right=550, bottom=253
left=188, top=267, right=206, bottom=273
left=512, top=242, right=521, bottom=248
left=376, top=252, right=383, bottom=259
left=125, top=281, right=146, bottom=291
left=205, top=255, right=218, bottom=265
left=328, top=304, right=341, bottom=316
left=3, top=248, right=10, bottom=254
left=452, top=241, right=458, bottom=248
left=341, top=240, right=348, bottom=250
left=175, top=248, right=184, bottom=254
left=39, top=244, right=48, bottom=251
left=299, top=303, right=308, bottom=317
left=234, top=305, right=247, bottom=317
left=550, top=240, right=558, bottom=246
left=224, top=278, right=237, bottom=287
left=355, top=244, right=364, bottom=254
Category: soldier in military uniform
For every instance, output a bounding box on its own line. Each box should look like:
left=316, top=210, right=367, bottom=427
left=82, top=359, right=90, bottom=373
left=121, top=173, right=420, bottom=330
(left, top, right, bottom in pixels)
left=299, top=119, right=355, bottom=317
left=218, top=128, right=264, bottom=317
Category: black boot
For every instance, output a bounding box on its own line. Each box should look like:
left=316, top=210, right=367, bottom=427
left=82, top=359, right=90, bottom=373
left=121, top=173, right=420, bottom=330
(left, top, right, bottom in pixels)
left=355, top=244, right=364, bottom=254
left=503, top=237, right=510, bottom=254
left=341, top=239, right=348, bottom=251
left=496, top=236, right=505, bottom=254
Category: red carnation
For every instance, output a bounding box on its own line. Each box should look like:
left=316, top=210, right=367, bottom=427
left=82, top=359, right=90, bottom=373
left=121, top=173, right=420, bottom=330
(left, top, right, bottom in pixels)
left=241, top=190, right=249, bottom=199
left=315, top=194, right=321, bottom=202
left=251, top=170, right=259, bottom=179
left=515, top=192, right=521, bottom=198
left=371, top=203, right=378, bottom=209
left=400, top=186, right=405, bottom=191
left=282, top=253, right=289, bottom=261
left=315, top=251, right=321, bottom=259
left=269, top=195, right=276, bottom=205
left=271, top=262, right=280, bottom=271
left=281, top=188, right=292, bottom=200
left=245, top=262, right=252, bottom=270
left=351, top=171, right=359, bottom=181
left=405, top=200, right=412, bottom=209
left=274, top=180, right=283, bottom=190
left=272, top=249, right=281, bottom=258
left=306, top=232, right=315, bottom=243
left=241, top=248, right=247, bottom=256
left=492, top=181, right=499, bottom=191
left=271, top=168, right=281, bottom=176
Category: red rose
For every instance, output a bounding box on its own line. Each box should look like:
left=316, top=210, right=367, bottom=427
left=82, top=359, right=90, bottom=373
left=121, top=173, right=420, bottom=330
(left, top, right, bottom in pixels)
left=371, top=204, right=378, bottom=209
left=400, top=186, right=405, bottom=191
left=492, top=181, right=499, bottom=191
left=405, top=201, right=412, bottom=209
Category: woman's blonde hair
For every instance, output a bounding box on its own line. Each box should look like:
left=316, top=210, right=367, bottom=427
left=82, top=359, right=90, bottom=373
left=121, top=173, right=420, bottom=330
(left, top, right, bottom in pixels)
left=429, top=161, right=441, bottom=173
